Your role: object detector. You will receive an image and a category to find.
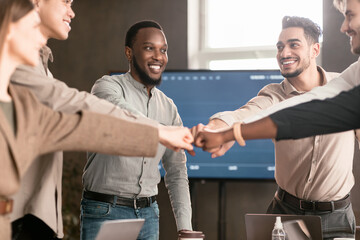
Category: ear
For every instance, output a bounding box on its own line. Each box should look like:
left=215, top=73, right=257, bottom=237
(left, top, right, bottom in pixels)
left=311, top=42, right=320, bottom=59
left=125, top=46, right=132, bottom=62
left=32, top=0, right=41, bottom=11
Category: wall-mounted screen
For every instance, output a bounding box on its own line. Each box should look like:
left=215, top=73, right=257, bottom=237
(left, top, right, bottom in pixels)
left=111, top=70, right=283, bottom=179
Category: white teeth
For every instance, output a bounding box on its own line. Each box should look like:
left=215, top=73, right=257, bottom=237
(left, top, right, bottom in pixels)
left=282, top=60, right=295, bottom=65
left=64, top=21, right=71, bottom=30
left=149, top=65, right=160, bottom=70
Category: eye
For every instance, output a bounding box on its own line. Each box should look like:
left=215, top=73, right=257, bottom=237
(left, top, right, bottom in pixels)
left=276, top=45, right=283, bottom=51
left=290, top=43, right=300, bottom=48
left=145, top=46, right=153, bottom=51
left=160, top=48, right=167, bottom=54
left=64, top=0, right=73, bottom=6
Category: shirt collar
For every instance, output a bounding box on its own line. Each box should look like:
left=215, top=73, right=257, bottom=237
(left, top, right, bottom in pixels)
left=40, top=45, right=54, bottom=63
left=38, top=46, right=54, bottom=76
left=283, top=66, right=328, bottom=96
left=124, top=72, right=156, bottom=95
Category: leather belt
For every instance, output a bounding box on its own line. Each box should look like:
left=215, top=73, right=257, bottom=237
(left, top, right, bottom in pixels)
left=276, top=188, right=350, bottom=211
left=0, top=197, right=13, bottom=215
left=83, top=191, right=156, bottom=209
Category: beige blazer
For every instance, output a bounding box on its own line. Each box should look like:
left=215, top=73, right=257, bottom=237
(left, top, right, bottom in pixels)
left=10, top=60, right=157, bottom=237
left=0, top=84, right=158, bottom=240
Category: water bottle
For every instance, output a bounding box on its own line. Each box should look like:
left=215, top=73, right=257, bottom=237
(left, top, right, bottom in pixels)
left=272, top=216, right=286, bottom=240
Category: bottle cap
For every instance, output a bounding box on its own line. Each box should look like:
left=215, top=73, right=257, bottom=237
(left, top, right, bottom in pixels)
left=274, top=216, right=283, bottom=229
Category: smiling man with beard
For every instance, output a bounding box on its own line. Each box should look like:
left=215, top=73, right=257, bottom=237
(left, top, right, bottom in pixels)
left=193, top=16, right=357, bottom=239
left=80, top=21, right=192, bottom=240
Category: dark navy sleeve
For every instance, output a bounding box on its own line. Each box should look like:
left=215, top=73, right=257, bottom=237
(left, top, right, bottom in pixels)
left=269, top=85, right=360, bottom=140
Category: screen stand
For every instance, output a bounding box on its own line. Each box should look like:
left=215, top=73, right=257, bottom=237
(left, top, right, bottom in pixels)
left=219, top=180, right=226, bottom=240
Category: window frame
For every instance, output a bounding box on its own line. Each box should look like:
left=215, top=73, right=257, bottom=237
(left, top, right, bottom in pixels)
left=187, top=0, right=322, bottom=70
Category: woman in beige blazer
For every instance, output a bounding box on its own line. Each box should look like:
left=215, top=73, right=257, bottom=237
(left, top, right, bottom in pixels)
left=0, top=0, right=194, bottom=239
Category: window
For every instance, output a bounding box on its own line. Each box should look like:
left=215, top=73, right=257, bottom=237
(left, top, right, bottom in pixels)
left=188, top=0, right=323, bottom=70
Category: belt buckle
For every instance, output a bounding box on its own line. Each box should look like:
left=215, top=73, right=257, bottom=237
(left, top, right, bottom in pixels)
left=299, top=199, right=316, bottom=211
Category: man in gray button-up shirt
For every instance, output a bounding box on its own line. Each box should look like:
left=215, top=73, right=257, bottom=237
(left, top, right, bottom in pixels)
left=81, top=21, right=192, bottom=240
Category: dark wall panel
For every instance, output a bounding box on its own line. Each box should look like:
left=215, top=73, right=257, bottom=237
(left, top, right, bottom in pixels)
left=48, top=0, right=188, bottom=91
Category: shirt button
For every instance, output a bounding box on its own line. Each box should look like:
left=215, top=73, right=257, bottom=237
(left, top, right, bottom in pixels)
left=312, top=160, right=316, bottom=164
left=308, top=178, right=312, bottom=182
left=140, top=181, right=143, bottom=184
left=144, top=161, right=147, bottom=164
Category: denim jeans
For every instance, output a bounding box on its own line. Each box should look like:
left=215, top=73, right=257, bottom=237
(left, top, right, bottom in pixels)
left=267, top=194, right=356, bottom=240
left=80, top=197, right=159, bottom=240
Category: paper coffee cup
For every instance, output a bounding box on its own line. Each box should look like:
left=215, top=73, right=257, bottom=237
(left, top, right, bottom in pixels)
left=178, top=230, right=205, bottom=240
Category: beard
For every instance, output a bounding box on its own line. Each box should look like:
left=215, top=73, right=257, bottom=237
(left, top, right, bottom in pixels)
left=281, top=69, right=303, bottom=78
left=132, top=56, right=162, bottom=87
left=351, top=45, right=360, bottom=55
left=350, top=36, right=360, bottom=55
left=280, top=57, right=310, bottom=79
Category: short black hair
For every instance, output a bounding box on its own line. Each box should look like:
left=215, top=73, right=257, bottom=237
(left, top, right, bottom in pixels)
left=282, top=16, right=322, bottom=44
left=125, top=20, right=163, bottom=48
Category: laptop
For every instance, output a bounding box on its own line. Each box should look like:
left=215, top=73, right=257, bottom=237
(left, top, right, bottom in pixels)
left=95, top=218, right=145, bottom=240
left=245, top=214, right=323, bottom=240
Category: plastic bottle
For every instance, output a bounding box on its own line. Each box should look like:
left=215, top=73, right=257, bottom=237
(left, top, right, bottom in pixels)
left=272, top=216, right=286, bottom=240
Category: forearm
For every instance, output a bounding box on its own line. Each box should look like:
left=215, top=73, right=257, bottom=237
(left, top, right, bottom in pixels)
left=11, top=66, right=156, bottom=126
left=269, top=86, right=360, bottom=140
left=210, top=87, right=278, bottom=127
left=163, top=150, right=192, bottom=231
left=241, top=117, right=278, bottom=140
left=40, top=110, right=159, bottom=157
left=243, top=72, right=358, bottom=124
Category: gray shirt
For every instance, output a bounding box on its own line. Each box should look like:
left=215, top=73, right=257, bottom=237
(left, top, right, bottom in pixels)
left=83, top=72, right=192, bottom=231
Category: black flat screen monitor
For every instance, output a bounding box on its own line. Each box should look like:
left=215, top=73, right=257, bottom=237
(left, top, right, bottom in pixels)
left=111, top=70, right=283, bottom=179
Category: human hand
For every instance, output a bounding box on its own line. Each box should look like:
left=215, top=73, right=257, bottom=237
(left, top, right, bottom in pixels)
left=193, top=125, right=233, bottom=154
left=190, top=119, right=228, bottom=138
left=191, top=120, right=235, bottom=158
left=208, top=140, right=235, bottom=158
left=206, top=119, right=235, bottom=158
left=158, top=125, right=195, bottom=155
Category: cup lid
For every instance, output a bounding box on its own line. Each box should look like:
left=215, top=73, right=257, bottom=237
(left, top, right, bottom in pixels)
left=178, top=230, right=205, bottom=238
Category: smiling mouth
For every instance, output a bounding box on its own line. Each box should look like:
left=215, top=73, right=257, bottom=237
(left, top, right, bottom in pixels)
left=281, top=59, right=297, bottom=67
left=64, top=21, right=71, bottom=30
left=148, top=64, right=162, bottom=73
left=149, top=65, right=161, bottom=70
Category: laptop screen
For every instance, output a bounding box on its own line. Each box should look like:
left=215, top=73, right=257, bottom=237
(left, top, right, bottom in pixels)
left=95, top=218, right=145, bottom=240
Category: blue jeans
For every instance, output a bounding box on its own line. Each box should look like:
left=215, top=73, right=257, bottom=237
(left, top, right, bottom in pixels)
left=267, top=194, right=355, bottom=240
left=80, top=197, right=159, bottom=240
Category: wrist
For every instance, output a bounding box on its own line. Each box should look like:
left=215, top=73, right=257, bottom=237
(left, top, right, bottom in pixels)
left=232, top=122, right=245, bottom=146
